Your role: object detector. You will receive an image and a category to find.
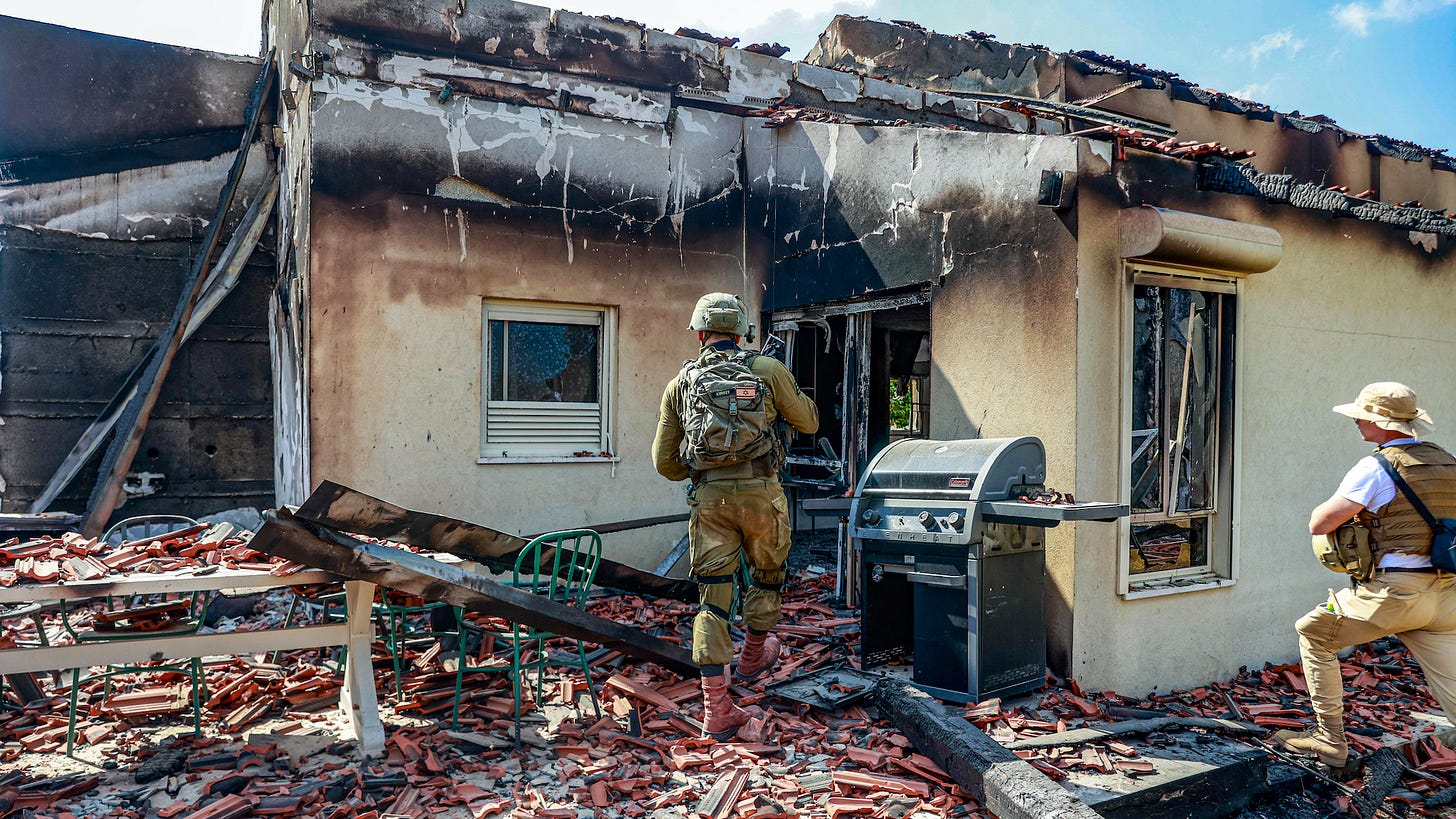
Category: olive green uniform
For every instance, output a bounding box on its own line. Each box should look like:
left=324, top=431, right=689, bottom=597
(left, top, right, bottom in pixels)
left=653, top=343, right=819, bottom=666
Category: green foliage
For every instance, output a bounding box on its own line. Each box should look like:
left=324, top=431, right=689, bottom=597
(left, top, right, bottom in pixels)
left=889, top=379, right=913, bottom=429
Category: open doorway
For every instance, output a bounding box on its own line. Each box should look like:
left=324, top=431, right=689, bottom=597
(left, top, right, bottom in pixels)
left=767, top=289, right=931, bottom=508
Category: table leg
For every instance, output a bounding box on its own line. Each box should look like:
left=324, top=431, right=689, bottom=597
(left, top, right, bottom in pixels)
left=339, top=580, right=384, bottom=755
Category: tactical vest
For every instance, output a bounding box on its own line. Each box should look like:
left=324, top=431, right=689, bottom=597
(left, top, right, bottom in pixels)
left=1369, top=442, right=1456, bottom=557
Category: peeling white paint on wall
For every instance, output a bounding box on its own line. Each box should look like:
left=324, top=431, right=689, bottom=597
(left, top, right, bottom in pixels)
left=0, top=148, right=269, bottom=240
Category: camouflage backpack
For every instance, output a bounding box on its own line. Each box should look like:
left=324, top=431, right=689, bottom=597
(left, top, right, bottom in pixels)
left=679, top=349, right=776, bottom=471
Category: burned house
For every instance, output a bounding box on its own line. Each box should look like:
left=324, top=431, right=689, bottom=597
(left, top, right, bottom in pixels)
left=258, top=1, right=1456, bottom=696
left=0, top=18, right=278, bottom=523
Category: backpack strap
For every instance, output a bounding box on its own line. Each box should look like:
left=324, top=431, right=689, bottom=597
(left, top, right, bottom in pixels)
left=1372, top=450, right=1442, bottom=531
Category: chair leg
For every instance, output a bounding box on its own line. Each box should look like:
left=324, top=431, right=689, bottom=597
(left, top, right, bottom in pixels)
left=511, top=631, right=524, bottom=747
left=450, top=608, right=466, bottom=731
left=190, top=658, right=204, bottom=737
left=576, top=641, right=602, bottom=720
left=66, top=669, right=82, bottom=756
left=268, top=592, right=303, bottom=665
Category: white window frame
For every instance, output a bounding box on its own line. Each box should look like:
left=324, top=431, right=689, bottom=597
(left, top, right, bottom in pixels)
left=478, top=299, right=617, bottom=463
left=1118, top=264, right=1243, bottom=597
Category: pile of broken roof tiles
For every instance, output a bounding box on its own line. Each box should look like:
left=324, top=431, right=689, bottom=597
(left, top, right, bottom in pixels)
left=6, top=528, right=1456, bottom=816
left=0, top=524, right=308, bottom=587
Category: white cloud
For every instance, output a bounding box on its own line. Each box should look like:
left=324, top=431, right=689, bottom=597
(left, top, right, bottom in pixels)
left=1332, top=0, right=1456, bottom=35
left=1228, top=82, right=1272, bottom=102
left=1236, top=29, right=1306, bottom=67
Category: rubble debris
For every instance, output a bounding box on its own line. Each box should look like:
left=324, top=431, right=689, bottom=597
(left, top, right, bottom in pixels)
left=872, top=678, right=1100, bottom=819
left=5, top=529, right=1456, bottom=819
left=744, top=43, right=791, bottom=58
left=0, top=522, right=303, bottom=586
left=674, top=27, right=737, bottom=47
left=250, top=509, right=698, bottom=675
left=293, top=481, right=695, bottom=602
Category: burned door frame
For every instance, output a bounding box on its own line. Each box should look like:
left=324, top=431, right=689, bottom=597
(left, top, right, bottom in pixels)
left=769, top=287, right=932, bottom=494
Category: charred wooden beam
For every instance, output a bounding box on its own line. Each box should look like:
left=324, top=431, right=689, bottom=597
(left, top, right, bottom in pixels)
left=873, top=678, right=1101, bottom=819
left=294, top=481, right=696, bottom=602
left=1004, top=717, right=1258, bottom=750
left=29, top=170, right=279, bottom=514
left=80, top=53, right=277, bottom=537
left=251, top=509, right=698, bottom=678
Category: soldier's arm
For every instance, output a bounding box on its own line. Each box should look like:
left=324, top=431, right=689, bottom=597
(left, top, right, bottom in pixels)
left=652, top=376, right=691, bottom=481
left=1310, top=496, right=1365, bottom=535
left=761, top=359, right=819, bottom=435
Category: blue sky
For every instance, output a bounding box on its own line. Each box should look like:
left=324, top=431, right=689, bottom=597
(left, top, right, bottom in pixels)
left=2, top=0, right=1451, bottom=152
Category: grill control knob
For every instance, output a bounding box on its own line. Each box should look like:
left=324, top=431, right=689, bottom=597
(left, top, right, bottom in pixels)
left=917, top=511, right=935, bottom=529
left=946, top=512, right=964, bottom=531
left=861, top=509, right=881, bottom=525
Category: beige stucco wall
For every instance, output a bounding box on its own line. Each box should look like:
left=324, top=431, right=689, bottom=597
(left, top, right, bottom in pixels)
left=925, top=133, right=1083, bottom=671
left=306, top=197, right=753, bottom=569
left=1072, top=144, right=1456, bottom=696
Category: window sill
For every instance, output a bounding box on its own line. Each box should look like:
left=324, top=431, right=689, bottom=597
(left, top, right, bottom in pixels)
left=477, top=456, right=619, bottom=465
left=1122, top=573, right=1235, bottom=599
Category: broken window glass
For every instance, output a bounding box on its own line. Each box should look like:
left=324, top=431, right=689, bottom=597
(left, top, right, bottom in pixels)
left=1129, top=281, right=1231, bottom=577
left=487, top=319, right=600, bottom=404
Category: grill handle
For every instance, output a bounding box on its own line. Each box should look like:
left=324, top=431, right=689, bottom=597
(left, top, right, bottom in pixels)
left=906, top=571, right=967, bottom=589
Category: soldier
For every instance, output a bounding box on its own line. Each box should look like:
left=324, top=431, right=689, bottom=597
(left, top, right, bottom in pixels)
left=1278, top=382, right=1456, bottom=768
left=652, top=293, right=819, bottom=740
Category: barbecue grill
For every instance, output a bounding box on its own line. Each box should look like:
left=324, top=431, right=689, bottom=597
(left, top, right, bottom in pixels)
left=850, top=436, right=1127, bottom=702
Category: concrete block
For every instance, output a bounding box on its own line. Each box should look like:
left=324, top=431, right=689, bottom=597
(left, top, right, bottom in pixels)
left=723, top=48, right=790, bottom=104
left=862, top=77, right=922, bottom=111
left=793, top=62, right=861, bottom=104
left=553, top=10, right=642, bottom=52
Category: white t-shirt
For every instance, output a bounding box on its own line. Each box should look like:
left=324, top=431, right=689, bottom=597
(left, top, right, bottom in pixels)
left=1335, top=439, right=1431, bottom=568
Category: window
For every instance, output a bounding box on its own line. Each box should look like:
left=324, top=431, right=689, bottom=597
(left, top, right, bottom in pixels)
left=1125, top=269, right=1236, bottom=588
left=480, top=301, right=615, bottom=461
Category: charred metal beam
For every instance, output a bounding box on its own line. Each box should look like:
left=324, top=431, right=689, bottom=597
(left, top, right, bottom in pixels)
left=873, top=678, right=1101, bottom=819
left=80, top=53, right=278, bottom=537
left=251, top=510, right=697, bottom=678
left=294, top=481, right=696, bottom=602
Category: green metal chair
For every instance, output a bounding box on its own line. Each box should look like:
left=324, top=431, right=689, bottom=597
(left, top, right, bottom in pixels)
left=61, top=593, right=209, bottom=755
left=62, top=515, right=209, bottom=755
left=450, top=529, right=604, bottom=739
left=379, top=592, right=452, bottom=702
left=273, top=586, right=448, bottom=700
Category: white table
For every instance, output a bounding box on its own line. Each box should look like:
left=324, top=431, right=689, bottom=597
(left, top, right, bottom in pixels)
left=0, top=568, right=385, bottom=754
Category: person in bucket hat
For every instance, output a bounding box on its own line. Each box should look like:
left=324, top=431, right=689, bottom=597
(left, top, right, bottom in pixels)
left=1276, top=382, right=1456, bottom=769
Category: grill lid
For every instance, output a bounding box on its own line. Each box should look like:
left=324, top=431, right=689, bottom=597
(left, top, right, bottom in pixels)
left=857, top=437, right=1046, bottom=499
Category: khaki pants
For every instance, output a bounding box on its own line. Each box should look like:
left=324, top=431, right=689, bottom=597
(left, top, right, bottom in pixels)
left=1296, top=571, right=1456, bottom=729
left=687, top=477, right=792, bottom=667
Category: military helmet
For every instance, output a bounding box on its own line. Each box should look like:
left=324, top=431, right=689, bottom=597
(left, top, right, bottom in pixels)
left=687, top=292, right=751, bottom=337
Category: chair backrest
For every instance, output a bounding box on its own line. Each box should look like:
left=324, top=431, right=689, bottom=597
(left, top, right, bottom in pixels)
left=513, top=529, right=602, bottom=609
left=102, top=514, right=200, bottom=547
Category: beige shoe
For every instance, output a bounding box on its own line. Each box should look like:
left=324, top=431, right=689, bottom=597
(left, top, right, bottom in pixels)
left=1273, top=727, right=1348, bottom=767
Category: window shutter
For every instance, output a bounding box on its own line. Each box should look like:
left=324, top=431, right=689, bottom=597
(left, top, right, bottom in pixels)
left=484, top=402, right=604, bottom=450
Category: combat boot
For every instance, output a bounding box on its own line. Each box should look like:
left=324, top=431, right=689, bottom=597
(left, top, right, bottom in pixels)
left=736, top=632, right=781, bottom=681
left=701, top=673, right=752, bottom=740
left=1274, top=721, right=1348, bottom=768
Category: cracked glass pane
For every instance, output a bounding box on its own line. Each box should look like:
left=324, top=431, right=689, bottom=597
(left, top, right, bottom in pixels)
left=1131, top=287, right=1163, bottom=513
left=1128, top=280, right=1229, bottom=578
left=489, top=319, right=600, bottom=403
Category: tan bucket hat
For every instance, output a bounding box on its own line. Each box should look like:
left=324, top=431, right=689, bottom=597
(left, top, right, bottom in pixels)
left=1332, top=382, right=1434, bottom=438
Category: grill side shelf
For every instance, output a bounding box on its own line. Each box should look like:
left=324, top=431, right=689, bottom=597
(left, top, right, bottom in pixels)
left=979, top=500, right=1130, bottom=526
